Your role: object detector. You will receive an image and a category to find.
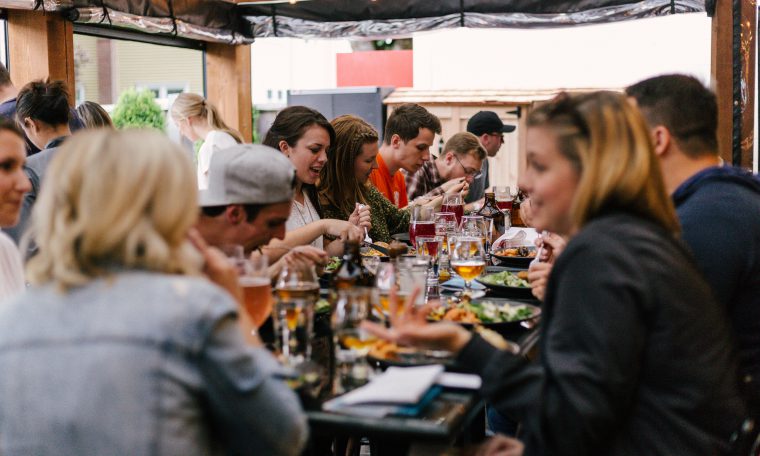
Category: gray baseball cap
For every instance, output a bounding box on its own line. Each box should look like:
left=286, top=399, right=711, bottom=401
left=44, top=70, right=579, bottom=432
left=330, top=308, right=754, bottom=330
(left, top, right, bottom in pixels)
left=199, top=144, right=296, bottom=207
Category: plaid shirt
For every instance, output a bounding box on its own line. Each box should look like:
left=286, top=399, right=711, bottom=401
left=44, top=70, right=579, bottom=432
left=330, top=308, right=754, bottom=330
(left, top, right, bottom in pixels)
left=403, top=157, right=446, bottom=202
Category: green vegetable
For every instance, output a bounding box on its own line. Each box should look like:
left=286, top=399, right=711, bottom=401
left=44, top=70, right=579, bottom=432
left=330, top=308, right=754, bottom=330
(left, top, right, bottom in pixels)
left=315, top=298, right=331, bottom=314
left=324, top=257, right=342, bottom=273
left=479, top=271, right=529, bottom=288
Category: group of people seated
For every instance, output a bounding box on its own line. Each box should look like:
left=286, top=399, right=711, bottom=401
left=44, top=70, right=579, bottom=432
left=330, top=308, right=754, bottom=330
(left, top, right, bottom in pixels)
left=0, top=61, right=756, bottom=456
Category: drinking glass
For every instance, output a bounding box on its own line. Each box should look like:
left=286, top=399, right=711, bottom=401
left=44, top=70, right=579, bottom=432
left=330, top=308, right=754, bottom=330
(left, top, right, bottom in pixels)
left=494, top=186, right=513, bottom=213
left=409, top=205, right=435, bottom=247
left=332, top=288, right=375, bottom=392
left=274, top=263, right=320, bottom=367
left=375, top=262, right=406, bottom=316
left=450, top=236, right=487, bottom=294
left=441, top=193, right=465, bottom=226
left=397, top=255, right=429, bottom=307
left=461, top=215, right=489, bottom=251
left=239, top=255, right=272, bottom=328
left=434, top=211, right=457, bottom=254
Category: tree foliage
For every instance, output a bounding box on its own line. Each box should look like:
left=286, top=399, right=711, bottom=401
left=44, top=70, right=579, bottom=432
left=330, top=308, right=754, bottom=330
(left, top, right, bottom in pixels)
left=111, top=89, right=166, bottom=131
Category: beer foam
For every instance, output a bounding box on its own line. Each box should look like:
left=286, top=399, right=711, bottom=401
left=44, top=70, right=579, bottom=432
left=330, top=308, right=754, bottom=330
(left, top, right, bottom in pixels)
left=239, top=276, right=270, bottom=286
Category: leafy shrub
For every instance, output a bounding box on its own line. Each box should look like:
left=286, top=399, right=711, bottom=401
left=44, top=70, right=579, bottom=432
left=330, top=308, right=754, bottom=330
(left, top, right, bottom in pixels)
left=111, top=89, right=166, bottom=131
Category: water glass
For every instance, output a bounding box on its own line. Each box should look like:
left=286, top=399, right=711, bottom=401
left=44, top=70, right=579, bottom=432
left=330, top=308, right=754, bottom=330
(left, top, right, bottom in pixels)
left=434, top=211, right=457, bottom=254
left=397, top=255, right=429, bottom=307
left=274, top=263, right=320, bottom=367
left=332, top=288, right=375, bottom=392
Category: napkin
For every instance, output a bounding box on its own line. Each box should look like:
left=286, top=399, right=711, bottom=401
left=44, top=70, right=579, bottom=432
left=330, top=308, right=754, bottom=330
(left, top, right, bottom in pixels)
left=493, top=227, right=539, bottom=250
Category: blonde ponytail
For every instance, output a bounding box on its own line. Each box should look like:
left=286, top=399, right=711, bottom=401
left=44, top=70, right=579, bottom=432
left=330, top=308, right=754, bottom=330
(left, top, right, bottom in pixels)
left=170, top=93, right=244, bottom=143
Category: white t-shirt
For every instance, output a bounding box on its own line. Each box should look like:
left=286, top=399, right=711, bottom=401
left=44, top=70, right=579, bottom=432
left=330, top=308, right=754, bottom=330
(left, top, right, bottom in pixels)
left=0, top=231, right=24, bottom=303
left=197, top=130, right=238, bottom=190
left=285, top=191, right=323, bottom=250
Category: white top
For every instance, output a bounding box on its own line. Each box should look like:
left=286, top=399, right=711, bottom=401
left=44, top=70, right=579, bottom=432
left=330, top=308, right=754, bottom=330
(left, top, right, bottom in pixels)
left=285, top=191, right=323, bottom=250
left=0, top=231, right=24, bottom=303
left=197, top=130, right=238, bottom=190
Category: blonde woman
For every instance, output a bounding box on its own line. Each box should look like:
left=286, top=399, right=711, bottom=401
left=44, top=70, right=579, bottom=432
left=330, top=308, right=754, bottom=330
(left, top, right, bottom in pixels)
left=0, top=129, right=306, bottom=455
left=171, top=92, right=243, bottom=189
left=366, top=92, right=745, bottom=455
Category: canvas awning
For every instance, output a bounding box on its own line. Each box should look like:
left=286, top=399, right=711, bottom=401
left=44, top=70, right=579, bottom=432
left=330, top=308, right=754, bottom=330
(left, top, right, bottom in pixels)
left=3, top=0, right=709, bottom=44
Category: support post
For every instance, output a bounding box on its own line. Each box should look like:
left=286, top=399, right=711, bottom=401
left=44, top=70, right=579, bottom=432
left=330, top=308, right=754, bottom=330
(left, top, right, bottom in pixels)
left=711, top=0, right=756, bottom=169
left=6, top=9, right=75, bottom=106
left=205, top=43, right=252, bottom=142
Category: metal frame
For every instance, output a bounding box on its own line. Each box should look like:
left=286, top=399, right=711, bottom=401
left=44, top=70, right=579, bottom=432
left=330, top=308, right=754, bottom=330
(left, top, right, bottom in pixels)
left=73, top=23, right=206, bottom=51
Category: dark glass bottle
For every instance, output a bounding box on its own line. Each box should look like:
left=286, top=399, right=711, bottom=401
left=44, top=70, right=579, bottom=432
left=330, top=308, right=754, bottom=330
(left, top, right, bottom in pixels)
left=477, top=192, right=506, bottom=240
left=335, top=240, right=374, bottom=289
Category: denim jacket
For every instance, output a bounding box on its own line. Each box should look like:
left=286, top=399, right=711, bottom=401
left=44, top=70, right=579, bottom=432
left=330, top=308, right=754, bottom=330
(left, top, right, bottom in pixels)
left=0, top=271, right=307, bottom=455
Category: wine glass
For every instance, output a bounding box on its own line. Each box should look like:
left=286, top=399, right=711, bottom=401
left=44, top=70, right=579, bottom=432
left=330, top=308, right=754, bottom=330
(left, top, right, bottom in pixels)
left=274, top=263, right=320, bottom=367
left=332, top=288, right=375, bottom=392
left=450, top=236, right=486, bottom=294
left=409, top=205, right=435, bottom=247
left=441, top=193, right=464, bottom=226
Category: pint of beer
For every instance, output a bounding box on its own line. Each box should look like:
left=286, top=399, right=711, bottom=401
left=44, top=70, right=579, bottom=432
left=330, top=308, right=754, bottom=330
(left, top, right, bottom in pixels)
left=240, top=276, right=272, bottom=327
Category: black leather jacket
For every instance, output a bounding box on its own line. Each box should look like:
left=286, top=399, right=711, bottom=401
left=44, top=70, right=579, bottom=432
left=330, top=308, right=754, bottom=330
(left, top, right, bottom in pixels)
left=458, top=211, right=746, bottom=456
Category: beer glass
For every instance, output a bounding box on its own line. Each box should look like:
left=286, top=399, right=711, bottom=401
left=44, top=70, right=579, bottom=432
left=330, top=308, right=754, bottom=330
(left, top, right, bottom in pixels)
left=239, top=255, right=272, bottom=328
left=450, top=236, right=486, bottom=294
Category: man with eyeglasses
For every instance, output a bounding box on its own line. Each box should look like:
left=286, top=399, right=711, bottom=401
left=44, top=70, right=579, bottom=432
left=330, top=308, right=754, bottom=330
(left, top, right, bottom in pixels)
left=465, top=111, right=516, bottom=204
left=404, top=132, right=486, bottom=201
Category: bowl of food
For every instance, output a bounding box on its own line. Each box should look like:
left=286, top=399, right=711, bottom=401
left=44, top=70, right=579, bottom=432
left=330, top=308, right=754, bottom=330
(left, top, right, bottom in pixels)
left=475, top=269, right=533, bottom=299
left=428, top=296, right=541, bottom=337
left=366, top=339, right=454, bottom=369
left=360, top=241, right=390, bottom=262
left=491, top=246, right=537, bottom=268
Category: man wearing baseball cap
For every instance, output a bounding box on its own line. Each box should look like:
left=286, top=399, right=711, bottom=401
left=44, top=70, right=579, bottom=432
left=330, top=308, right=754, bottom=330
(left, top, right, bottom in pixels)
left=465, top=111, right=516, bottom=204
left=196, top=143, right=327, bottom=271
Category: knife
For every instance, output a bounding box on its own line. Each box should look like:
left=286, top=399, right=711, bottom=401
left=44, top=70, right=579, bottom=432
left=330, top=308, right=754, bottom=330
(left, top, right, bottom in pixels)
left=362, top=240, right=389, bottom=256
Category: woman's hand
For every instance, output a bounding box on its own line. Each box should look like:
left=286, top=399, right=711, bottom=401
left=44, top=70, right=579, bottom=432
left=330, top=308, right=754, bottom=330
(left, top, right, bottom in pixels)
left=188, top=229, right=261, bottom=346
left=464, top=435, right=525, bottom=456
left=188, top=228, right=242, bottom=303
left=322, top=219, right=363, bottom=243
left=527, top=261, right=552, bottom=301
left=536, top=231, right=566, bottom=264
left=348, top=203, right=372, bottom=230
left=361, top=288, right=472, bottom=353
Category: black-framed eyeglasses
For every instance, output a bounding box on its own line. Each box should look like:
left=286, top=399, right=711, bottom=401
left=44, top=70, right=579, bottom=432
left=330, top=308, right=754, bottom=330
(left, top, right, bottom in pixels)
left=453, top=154, right=482, bottom=179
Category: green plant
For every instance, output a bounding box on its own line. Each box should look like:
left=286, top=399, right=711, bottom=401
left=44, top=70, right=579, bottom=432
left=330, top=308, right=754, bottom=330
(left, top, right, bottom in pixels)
left=111, top=89, right=166, bottom=131
left=251, top=105, right=260, bottom=143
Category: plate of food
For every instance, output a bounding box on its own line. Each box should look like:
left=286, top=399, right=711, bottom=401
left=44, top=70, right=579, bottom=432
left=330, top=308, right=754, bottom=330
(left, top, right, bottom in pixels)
left=428, top=296, right=540, bottom=336
left=491, top=246, right=537, bottom=268
left=360, top=242, right=390, bottom=261
left=475, top=269, right=533, bottom=299
left=366, top=340, right=455, bottom=369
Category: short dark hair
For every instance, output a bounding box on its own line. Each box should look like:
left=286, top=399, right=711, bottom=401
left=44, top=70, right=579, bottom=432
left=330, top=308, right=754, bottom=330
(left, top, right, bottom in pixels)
left=383, top=103, right=441, bottom=145
left=0, top=63, right=11, bottom=87
left=16, top=79, right=70, bottom=127
left=626, top=74, right=718, bottom=158
left=201, top=204, right=264, bottom=222
left=263, top=105, right=335, bottom=152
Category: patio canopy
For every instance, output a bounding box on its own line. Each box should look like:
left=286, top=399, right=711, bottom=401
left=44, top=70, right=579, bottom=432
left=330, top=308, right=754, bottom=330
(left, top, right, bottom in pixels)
left=8, top=0, right=709, bottom=44
left=238, top=0, right=709, bottom=40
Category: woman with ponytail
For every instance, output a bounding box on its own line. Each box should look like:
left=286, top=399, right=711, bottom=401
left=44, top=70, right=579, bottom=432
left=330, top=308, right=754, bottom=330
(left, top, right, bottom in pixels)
left=171, top=93, right=243, bottom=189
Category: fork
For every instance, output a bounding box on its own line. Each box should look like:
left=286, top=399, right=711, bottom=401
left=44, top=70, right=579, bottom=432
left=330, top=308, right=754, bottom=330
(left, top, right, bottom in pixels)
left=357, top=204, right=372, bottom=244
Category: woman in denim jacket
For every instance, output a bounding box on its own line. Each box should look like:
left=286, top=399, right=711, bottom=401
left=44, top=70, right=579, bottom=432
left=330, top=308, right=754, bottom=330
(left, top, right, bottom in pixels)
left=0, top=129, right=307, bottom=455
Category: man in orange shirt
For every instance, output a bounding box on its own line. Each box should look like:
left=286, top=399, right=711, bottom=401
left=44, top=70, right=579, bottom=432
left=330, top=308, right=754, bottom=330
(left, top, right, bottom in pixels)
left=370, top=103, right=441, bottom=208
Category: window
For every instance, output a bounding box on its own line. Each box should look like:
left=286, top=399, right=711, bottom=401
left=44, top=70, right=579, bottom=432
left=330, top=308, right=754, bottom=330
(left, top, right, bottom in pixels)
left=73, top=33, right=205, bottom=155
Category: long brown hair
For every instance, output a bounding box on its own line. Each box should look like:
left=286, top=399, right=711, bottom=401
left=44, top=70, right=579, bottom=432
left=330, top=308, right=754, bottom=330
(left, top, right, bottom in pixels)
left=170, top=93, right=243, bottom=143
left=528, top=91, right=680, bottom=235
left=319, top=115, right=378, bottom=217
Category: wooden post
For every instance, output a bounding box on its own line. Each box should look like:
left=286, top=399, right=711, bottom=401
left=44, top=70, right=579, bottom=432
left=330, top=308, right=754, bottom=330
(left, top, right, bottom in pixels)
left=205, top=43, right=252, bottom=142
left=6, top=9, right=75, bottom=106
left=711, top=0, right=756, bottom=169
